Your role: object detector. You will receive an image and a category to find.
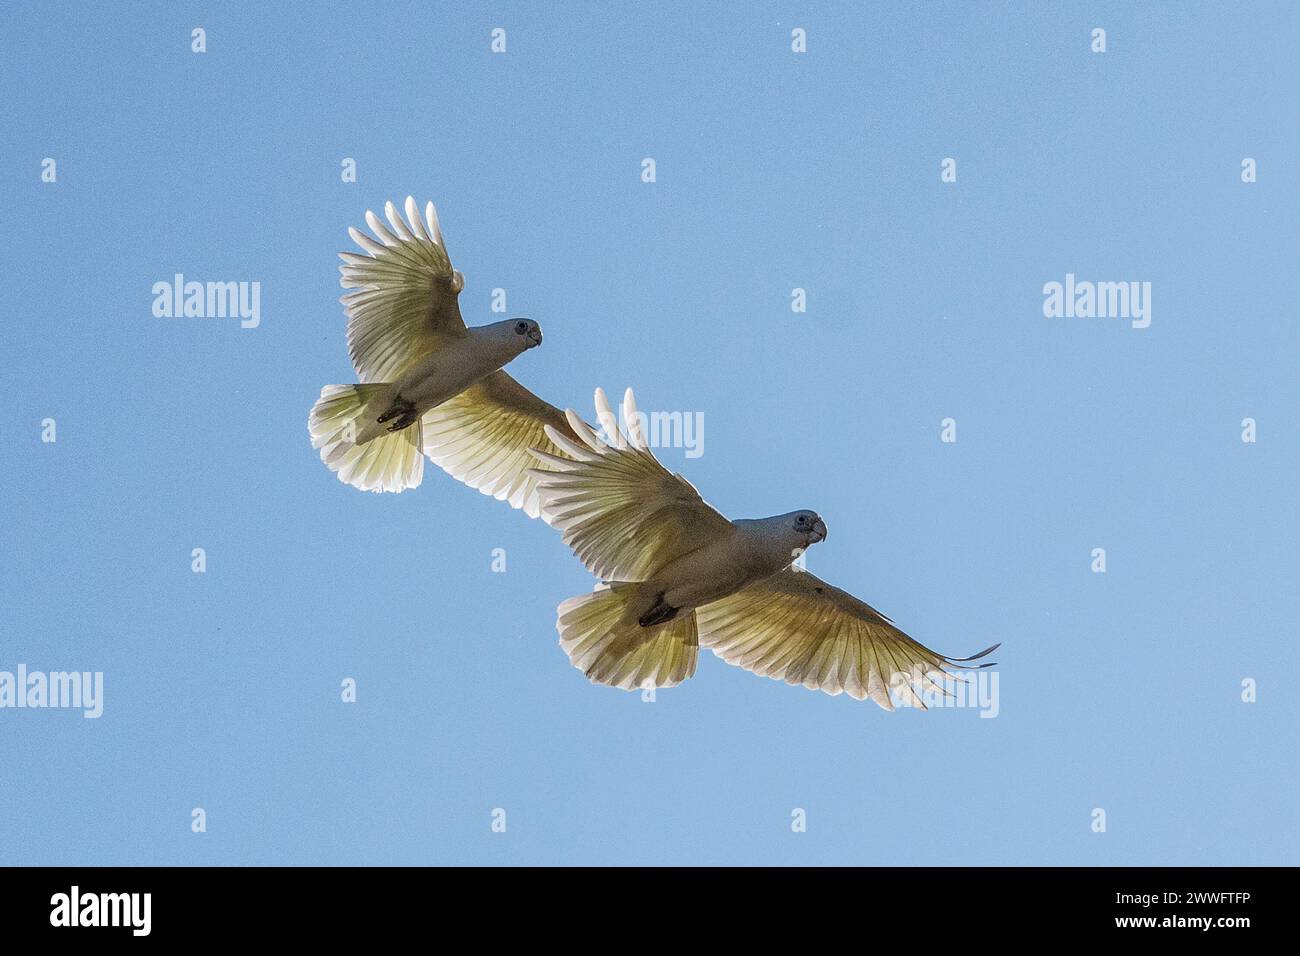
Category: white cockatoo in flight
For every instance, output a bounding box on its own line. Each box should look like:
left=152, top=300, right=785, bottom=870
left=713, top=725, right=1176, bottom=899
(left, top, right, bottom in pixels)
left=527, top=388, right=998, bottom=708
left=308, top=197, right=578, bottom=513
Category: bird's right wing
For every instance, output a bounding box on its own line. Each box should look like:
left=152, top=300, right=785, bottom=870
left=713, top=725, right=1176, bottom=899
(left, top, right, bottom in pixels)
left=528, top=388, right=733, bottom=582
left=696, top=568, right=999, bottom=709
left=339, top=196, right=468, bottom=383
left=420, top=370, right=583, bottom=519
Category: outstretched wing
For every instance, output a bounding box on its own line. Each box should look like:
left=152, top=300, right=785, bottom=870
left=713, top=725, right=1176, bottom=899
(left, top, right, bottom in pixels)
left=528, top=387, right=733, bottom=581
left=420, top=371, right=582, bottom=519
left=339, top=196, right=467, bottom=383
left=696, top=568, right=999, bottom=709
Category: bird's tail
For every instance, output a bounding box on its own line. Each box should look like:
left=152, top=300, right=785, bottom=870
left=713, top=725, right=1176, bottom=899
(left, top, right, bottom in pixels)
left=308, top=383, right=424, bottom=493
left=555, top=583, right=698, bottom=690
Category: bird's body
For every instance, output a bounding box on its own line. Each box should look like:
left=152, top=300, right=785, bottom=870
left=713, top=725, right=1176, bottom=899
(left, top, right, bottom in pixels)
left=349, top=322, right=537, bottom=446
left=390, top=326, right=517, bottom=408
left=528, top=388, right=998, bottom=707
left=632, top=517, right=811, bottom=622
left=647, top=530, right=751, bottom=615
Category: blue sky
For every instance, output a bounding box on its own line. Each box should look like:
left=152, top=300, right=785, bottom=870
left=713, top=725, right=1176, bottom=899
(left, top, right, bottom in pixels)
left=3, top=2, right=1297, bottom=865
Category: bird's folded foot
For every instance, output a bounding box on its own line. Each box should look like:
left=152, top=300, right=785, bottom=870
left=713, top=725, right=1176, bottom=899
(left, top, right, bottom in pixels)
left=638, top=594, right=680, bottom=628
left=377, top=396, right=417, bottom=431
left=376, top=396, right=414, bottom=423
left=385, top=410, right=417, bottom=432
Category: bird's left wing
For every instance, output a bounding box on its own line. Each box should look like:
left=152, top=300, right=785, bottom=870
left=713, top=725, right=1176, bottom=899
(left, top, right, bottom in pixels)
left=528, top=387, right=734, bottom=581
left=696, top=568, right=998, bottom=709
left=420, top=370, right=582, bottom=519
left=339, top=196, right=468, bottom=383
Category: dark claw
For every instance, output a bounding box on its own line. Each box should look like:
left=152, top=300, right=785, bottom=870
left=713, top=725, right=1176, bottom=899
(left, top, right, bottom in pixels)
left=377, top=397, right=415, bottom=425
left=385, top=410, right=417, bottom=432
left=638, top=593, right=680, bottom=628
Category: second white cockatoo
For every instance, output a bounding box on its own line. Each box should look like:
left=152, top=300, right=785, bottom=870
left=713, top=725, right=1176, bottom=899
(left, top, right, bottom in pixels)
left=308, top=197, right=579, bottom=514
left=527, top=388, right=998, bottom=708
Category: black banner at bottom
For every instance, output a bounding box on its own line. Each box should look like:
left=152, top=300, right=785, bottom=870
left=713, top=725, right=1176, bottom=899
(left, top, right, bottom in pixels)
left=0, top=866, right=1280, bottom=941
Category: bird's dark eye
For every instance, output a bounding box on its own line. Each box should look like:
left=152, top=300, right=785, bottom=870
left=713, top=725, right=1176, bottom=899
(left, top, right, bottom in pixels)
left=797, top=516, right=807, bottom=524
left=515, top=321, right=528, bottom=334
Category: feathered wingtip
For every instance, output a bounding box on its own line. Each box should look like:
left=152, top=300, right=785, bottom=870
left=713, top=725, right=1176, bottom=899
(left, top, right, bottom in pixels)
left=883, top=642, right=1001, bottom=709
left=593, top=387, right=649, bottom=450
left=524, top=385, right=651, bottom=471
left=337, top=196, right=456, bottom=286
left=881, top=644, right=999, bottom=710
left=943, top=642, right=1001, bottom=670
left=893, top=642, right=1003, bottom=708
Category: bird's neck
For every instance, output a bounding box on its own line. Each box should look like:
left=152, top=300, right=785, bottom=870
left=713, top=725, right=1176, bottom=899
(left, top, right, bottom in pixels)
left=734, top=518, right=800, bottom=576
left=465, top=325, right=524, bottom=369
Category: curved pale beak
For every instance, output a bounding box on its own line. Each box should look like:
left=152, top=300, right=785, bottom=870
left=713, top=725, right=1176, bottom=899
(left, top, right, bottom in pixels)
left=527, top=328, right=543, bottom=347
left=810, top=518, right=828, bottom=543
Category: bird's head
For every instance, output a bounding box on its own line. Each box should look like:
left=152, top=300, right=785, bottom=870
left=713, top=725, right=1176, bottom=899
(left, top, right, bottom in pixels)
left=512, top=317, right=543, bottom=349
left=488, top=317, right=543, bottom=354
left=792, top=509, right=828, bottom=545
left=766, top=509, right=827, bottom=562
